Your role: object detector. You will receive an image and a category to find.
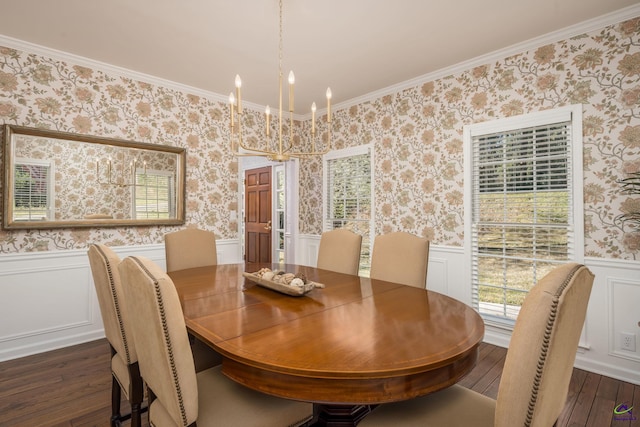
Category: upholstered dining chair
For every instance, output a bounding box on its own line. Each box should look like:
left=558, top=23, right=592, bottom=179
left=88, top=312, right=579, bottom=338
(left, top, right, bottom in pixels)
left=165, top=228, right=217, bottom=272
left=360, top=263, right=595, bottom=427
left=369, top=232, right=430, bottom=288
left=87, top=244, right=145, bottom=427
left=316, top=229, right=363, bottom=275
left=118, top=255, right=314, bottom=427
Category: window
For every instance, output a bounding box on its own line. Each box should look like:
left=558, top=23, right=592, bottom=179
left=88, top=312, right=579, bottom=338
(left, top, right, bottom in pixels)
left=323, top=145, right=373, bottom=274
left=464, top=105, right=584, bottom=325
left=13, top=158, right=54, bottom=221
left=133, top=169, right=174, bottom=219
left=274, top=165, right=286, bottom=264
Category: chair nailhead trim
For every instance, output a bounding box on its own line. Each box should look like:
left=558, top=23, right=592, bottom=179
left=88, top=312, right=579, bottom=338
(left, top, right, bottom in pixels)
left=95, top=245, right=132, bottom=364
left=132, top=256, right=189, bottom=427
left=524, top=264, right=583, bottom=427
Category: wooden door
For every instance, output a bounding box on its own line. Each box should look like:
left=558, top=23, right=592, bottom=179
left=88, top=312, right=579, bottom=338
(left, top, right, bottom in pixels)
left=245, top=166, right=272, bottom=263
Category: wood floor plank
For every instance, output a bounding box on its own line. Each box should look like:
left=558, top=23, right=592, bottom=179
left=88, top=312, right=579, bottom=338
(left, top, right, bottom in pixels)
left=613, top=381, right=635, bottom=427
left=566, top=371, right=602, bottom=426
left=468, top=345, right=507, bottom=395
left=586, top=397, right=615, bottom=427
left=556, top=368, right=588, bottom=427
left=0, top=372, right=63, bottom=399
left=586, top=376, right=620, bottom=427
left=629, top=385, right=640, bottom=427
left=458, top=344, right=506, bottom=389
left=5, top=389, right=110, bottom=427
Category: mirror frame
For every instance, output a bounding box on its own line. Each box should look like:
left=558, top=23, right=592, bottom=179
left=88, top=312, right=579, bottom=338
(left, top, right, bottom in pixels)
left=2, top=125, right=186, bottom=229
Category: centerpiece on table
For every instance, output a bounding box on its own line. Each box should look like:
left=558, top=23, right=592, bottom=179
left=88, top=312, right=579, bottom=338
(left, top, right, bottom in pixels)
left=243, top=268, right=324, bottom=296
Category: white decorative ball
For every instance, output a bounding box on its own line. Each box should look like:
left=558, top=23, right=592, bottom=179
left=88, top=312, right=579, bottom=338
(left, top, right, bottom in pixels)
left=290, top=278, right=304, bottom=288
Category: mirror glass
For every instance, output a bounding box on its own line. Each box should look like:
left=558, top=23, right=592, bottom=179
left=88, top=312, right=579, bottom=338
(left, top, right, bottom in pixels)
left=3, top=125, right=186, bottom=229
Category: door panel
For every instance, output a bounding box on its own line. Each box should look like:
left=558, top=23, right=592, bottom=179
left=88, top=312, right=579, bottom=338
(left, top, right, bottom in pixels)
left=245, top=166, right=272, bottom=264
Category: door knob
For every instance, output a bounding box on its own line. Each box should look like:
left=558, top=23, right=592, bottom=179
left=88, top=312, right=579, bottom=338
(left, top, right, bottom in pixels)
left=264, top=220, right=272, bottom=231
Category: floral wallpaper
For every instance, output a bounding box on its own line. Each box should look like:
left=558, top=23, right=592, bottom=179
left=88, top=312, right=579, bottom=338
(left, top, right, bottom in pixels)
left=0, top=15, right=639, bottom=260
left=0, top=46, right=242, bottom=252
left=297, top=16, right=640, bottom=260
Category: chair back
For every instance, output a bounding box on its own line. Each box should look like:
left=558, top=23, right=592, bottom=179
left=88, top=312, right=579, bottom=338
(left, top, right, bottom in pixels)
left=119, top=256, right=199, bottom=427
left=87, top=244, right=137, bottom=364
left=495, top=263, right=594, bottom=427
left=317, top=229, right=363, bottom=275
left=369, top=232, right=430, bottom=288
left=165, top=228, right=217, bottom=272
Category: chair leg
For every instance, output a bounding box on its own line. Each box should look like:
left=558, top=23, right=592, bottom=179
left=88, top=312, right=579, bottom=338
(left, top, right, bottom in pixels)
left=110, top=375, right=122, bottom=427
left=129, top=362, right=145, bottom=427
left=131, top=402, right=142, bottom=427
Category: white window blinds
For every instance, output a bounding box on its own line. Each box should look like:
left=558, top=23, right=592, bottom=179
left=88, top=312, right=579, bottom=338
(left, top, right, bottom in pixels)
left=13, top=160, right=52, bottom=221
left=134, top=170, right=174, bottom=219
left=466, top=106, right=583, bottom=324
left=324, top=146, right=372, bottom=273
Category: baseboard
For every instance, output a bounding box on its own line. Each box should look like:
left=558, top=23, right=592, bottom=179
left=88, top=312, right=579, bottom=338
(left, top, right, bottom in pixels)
left=0, top=330, right=105, bottom=362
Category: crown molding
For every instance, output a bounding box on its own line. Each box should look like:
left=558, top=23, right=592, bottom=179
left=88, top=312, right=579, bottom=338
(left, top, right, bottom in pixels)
left=0, top=33, right=269, bottom=114
left=332, top=3, right=640, bottom=112
left=1, top=3, right=639, bottom=119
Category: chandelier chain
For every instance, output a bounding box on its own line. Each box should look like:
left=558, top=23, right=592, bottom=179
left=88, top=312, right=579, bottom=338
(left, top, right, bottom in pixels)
left=279, top=0, right=283, bottom=79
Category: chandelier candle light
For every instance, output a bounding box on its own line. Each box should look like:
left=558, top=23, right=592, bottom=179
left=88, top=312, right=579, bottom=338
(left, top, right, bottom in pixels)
left=229, top=0, right=332, bottom=162
left=96, top=152, right=147, bottom=187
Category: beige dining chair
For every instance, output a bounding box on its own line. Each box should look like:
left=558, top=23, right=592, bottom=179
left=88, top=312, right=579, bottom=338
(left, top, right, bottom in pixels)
left=369, top=232, right=430, bottom=288
left=165, top=228, right=217, bottom=272
left=316, top=229, right=363, bottom=275
left=360, top=263, right=595, bottom=427
left=118, top=255, right=314, bottom=427
left=87, top=244, right=145, bottom=427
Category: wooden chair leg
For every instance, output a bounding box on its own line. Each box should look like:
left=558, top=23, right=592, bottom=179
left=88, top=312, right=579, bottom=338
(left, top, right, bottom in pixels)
left=131, top=402, right=142, bottom=427
left=129, top=362, right=145, bottom=427
left=110, top=375, right=122, bottom=427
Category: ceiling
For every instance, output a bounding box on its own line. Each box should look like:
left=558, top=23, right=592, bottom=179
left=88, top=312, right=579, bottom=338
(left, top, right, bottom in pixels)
left=1, top=0, right=639, bottom=111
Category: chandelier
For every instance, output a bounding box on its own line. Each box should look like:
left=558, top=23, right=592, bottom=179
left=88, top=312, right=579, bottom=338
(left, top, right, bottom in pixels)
left=229, top=0, right=332, bottom=162
left=96, top=150, right=147, bottom=187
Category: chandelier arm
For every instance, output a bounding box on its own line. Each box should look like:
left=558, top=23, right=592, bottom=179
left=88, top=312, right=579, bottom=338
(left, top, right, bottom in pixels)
left=96, top=150, right=143, bottom=187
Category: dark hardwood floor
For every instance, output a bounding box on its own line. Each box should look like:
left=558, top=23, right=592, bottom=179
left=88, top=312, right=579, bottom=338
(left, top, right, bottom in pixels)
left=0, top=339, right=638, bottom=426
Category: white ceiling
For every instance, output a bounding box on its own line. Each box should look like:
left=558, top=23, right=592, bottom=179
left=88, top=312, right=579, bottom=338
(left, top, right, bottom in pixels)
left=1, top=0, right=639, bottom=111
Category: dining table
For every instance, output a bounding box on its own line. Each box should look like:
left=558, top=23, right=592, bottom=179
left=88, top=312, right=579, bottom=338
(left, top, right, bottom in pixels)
left=168, top=262, right=485, bottom=426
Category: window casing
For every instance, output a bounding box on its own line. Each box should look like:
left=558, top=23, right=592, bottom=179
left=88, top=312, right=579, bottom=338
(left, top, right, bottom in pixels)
left=323, top=145, right=373, bottom=275
left=13, top=158, right=54, bottom=221
left=133, top=169, right=174, bottom=219
left=464, top=105, right=584, bottom=326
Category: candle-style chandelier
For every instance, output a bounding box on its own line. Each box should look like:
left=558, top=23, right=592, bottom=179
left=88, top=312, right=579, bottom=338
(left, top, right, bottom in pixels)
left=96, top=150, right=147, bottom=187
left=229, top=0, right=332, bottom=162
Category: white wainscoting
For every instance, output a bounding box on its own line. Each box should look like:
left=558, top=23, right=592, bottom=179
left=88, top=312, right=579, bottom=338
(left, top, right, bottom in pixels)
left=0, top=239, right=241, bottom=362
left=1, top=237, right=639, bottom=385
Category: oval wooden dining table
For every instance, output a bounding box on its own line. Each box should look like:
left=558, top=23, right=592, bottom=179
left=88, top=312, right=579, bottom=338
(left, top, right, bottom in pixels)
left=168, top=263, right=485, bottom=426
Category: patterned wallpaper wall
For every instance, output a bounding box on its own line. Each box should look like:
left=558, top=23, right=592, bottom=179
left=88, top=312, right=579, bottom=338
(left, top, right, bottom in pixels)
left=0, top=46, right=243, bottom=252
left=298, top=16, right=640, bottom=260
left=0, top=15, right=639, bottom=259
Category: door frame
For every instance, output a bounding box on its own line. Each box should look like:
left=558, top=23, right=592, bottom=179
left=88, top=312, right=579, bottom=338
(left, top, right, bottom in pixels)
left=237, top=157, right=299, bottom=265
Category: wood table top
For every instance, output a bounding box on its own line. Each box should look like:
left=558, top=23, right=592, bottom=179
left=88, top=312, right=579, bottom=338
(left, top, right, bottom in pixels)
left=169, top=263, right=485, bottom=405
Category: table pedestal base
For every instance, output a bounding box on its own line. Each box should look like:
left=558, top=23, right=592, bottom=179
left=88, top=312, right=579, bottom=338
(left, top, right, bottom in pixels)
left=311, top=404, right=373, bottom=427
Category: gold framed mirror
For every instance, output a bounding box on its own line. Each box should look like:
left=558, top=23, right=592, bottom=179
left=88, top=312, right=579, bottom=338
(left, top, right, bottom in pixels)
left=2, top=125, right=186, bottom=229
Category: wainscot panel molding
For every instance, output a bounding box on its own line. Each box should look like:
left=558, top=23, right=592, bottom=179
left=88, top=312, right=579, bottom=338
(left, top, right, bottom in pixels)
left=0, top=239, right=241, bottom=362
left=297, top=236, right=640, bottom=385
